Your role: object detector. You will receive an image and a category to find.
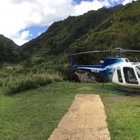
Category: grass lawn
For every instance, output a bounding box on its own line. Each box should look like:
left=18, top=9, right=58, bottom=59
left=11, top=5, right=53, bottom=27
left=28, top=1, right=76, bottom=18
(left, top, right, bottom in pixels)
left=0, top=82, right=140, bottom=140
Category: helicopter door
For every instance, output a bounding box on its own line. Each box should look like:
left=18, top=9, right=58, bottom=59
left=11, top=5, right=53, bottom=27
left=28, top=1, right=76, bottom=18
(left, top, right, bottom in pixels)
left=123, top=67, right=138, bottom=84
left=117, top=67, right=123, bottom=83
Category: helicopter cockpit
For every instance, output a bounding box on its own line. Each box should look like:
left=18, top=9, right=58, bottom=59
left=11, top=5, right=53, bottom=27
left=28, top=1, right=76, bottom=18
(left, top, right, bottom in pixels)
left=116, top=64, right=140, bottom=85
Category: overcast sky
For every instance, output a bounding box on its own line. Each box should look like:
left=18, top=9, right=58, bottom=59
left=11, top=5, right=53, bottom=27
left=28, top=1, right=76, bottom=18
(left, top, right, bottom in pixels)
left=0, top=0, right=133, bottom=46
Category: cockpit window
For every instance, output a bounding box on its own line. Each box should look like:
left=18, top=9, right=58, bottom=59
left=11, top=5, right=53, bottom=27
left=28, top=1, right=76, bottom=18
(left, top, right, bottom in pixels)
left=117, top=67, right=123, bottom=82
left=135, top=65, right=140, bottom=78
left=123, top=67, right=138, bottom=84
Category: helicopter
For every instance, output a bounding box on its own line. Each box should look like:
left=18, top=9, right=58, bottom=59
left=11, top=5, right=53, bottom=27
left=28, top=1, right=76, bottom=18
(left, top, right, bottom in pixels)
left=70, top=48, right=140, bottom=94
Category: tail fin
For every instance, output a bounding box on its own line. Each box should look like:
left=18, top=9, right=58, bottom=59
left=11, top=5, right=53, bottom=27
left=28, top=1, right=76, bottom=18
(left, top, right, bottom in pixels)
left=69, top=55, right=76, bottom=74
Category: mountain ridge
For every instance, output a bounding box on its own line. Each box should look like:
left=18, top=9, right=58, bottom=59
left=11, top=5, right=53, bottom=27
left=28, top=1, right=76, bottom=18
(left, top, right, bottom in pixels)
left=0, top=34, right=19, bottom=49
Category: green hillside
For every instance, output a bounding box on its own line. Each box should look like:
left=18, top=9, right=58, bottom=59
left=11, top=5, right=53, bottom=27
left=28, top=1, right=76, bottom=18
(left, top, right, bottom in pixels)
left=0, top=35, right=19, bottom=63
left=0, top=34, right=19, bottom=49
left=69, top=1, right=140, bottom=52
left=18, top=5, right=123, bottom=56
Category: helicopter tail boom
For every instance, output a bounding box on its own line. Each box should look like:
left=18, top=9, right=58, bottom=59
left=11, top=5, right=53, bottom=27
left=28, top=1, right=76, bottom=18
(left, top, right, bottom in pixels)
left=69, top=55, right=104, bottom=74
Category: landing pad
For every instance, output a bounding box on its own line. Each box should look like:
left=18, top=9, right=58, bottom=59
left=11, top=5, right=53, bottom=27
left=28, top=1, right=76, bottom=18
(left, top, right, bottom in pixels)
left=48, top=94, right=110, bottom=140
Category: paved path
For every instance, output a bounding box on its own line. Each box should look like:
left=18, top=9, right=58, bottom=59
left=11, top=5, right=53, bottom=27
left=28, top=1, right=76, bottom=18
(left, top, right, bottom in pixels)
left=48, top=94, right=110, bottom=140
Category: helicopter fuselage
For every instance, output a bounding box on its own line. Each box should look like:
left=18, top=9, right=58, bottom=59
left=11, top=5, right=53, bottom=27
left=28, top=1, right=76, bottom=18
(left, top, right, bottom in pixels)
left=70, top=55, right=140, bottom=88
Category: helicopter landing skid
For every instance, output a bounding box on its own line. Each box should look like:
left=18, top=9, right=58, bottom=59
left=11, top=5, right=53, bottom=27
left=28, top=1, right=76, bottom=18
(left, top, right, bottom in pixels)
left=101, top=84, right=132, bottom=95
left=115, top=87, right=133, bottom=95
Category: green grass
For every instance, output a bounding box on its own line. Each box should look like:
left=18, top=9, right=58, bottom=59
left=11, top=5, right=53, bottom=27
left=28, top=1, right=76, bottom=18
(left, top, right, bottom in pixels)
left=0, top=82, right=77, bottom=140
left=1, top=82, right=140, bottom=140
left=102, top=92, right=140, bottom=140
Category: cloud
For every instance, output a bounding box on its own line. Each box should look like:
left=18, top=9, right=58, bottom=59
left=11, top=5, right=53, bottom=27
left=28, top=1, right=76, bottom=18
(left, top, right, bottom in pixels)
left=74, top=0, right=104, bottom=15
left=122, top=0, right=135, bottom=5
left=9, top=31, right=32, bottom=46
left=0, top=0, right=133, bottom=45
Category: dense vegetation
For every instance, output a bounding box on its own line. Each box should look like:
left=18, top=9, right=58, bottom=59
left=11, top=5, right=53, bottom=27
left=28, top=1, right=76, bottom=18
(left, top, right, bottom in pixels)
left=0, top=1, right=140, bottom=94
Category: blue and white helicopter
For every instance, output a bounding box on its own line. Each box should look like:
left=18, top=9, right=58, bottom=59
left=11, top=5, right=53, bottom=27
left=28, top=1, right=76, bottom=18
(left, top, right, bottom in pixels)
left=70, top=48, right=140, bottom=93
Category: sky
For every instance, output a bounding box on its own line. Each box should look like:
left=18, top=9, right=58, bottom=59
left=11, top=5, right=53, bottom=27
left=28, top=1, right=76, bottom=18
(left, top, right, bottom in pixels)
left=0, top=0, right=134, bottom=46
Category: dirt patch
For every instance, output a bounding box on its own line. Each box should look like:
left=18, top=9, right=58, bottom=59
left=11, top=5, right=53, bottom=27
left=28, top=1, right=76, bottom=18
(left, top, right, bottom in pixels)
left=48, top=94, right=110, bottom=140
left=100, top=92, right=140, bottom=104
left=78, top=86, right=92, bottom=90
left=101, top=94, right=130, bottom=102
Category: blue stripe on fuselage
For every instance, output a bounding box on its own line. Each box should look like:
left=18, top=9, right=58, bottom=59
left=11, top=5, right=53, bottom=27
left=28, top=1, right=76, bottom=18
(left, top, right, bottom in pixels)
left=72, top=65, right=103, bottom=73
left=101, top=58, right=123, bottom=81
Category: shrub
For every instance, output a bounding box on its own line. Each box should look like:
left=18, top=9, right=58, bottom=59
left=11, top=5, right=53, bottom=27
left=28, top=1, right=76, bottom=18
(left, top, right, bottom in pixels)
left=2, top=72, right=62, bottom=95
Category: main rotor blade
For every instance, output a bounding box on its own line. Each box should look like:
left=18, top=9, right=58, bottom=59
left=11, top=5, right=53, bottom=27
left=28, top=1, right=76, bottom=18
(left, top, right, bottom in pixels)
left=70, top=48, right=140, bottom=56
left=123, top=50, right=140, bottom=53
left=70, top=50, right=110, bottom=55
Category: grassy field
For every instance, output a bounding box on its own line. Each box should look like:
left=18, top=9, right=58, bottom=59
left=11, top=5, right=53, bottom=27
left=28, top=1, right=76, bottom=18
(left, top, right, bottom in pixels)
left=1, top=82, right=140, bottom=140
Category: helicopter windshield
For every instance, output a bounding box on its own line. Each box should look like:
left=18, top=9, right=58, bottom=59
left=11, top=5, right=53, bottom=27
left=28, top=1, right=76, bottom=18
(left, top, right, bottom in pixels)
left=123, top=67, right=138, bottom=84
